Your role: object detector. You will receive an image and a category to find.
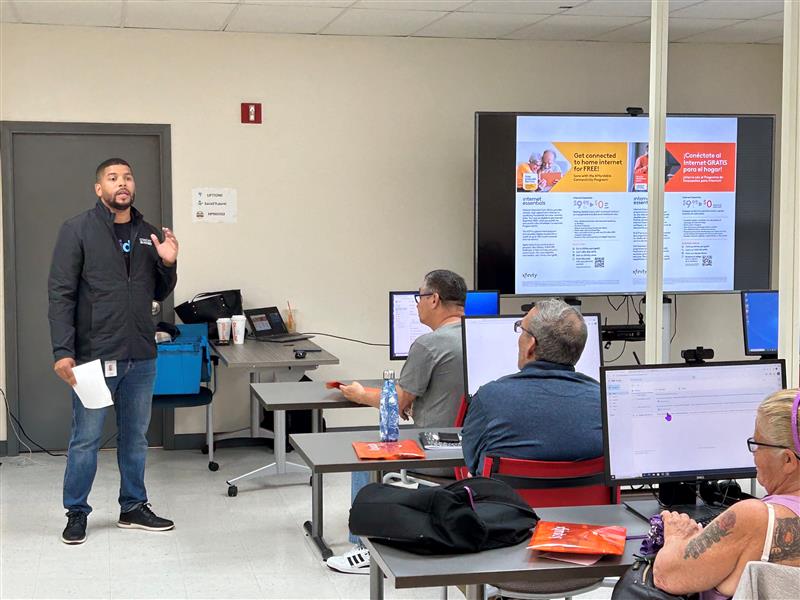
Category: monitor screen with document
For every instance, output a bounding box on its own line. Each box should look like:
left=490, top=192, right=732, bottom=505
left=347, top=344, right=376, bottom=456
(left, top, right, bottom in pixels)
left=389, top=290, right=501, bottom=360
left=601, top=360, right=785, bottom=486
left=461, top=313, right=602, bottom=396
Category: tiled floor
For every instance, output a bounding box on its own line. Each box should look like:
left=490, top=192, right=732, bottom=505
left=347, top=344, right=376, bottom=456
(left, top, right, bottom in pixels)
left=0, top=447, right=614, bottom=599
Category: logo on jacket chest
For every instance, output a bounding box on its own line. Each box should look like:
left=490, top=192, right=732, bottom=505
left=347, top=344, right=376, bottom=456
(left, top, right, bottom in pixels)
left=138, top=237, right=153, bottom=246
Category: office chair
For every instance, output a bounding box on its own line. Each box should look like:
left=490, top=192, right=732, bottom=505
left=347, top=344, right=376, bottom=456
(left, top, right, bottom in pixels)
left=480, top=455, right=619, bottom=600
left=152, top=323, right=218, bottom=471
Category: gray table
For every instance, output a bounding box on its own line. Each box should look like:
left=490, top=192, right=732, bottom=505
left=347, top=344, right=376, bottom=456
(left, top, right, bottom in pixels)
left=225, top=379, right=381, bottom=495
left=290, top=427, right=465, bottom=559
left=211, top=338, right=339, bottom=447
left=365, top=503, right=649, bottom=600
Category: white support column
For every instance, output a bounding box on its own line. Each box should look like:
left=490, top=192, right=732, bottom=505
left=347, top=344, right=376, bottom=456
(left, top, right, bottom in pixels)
left=645, top=0, right=669, bottom=364
left=779, top=0, right=800, bottom=388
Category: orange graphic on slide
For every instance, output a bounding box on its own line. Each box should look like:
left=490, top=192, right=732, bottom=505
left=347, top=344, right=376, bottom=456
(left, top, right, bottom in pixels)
left=553, top=142, right=628, bottom=192
left=664, top=143, right=736, bottom=192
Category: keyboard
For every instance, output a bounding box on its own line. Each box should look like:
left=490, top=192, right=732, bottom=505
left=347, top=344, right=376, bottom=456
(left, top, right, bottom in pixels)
left=419, top=431, right=462, bottom=450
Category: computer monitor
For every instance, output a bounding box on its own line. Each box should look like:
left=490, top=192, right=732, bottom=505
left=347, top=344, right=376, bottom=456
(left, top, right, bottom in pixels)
left=462, top=313, right=603, bottom=396
left=741, top=290, right=778, bottom=357
left=464, top=290, right=500, bottom=316
left=601, top=360, right=786, bottom=488
left=389, top=290, right=502, bottom=360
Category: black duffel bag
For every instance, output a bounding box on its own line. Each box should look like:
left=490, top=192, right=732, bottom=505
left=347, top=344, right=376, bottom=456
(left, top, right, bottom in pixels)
left=349, top=477, right=538, bottom=555
left=175, top=290, right=243, bottom=338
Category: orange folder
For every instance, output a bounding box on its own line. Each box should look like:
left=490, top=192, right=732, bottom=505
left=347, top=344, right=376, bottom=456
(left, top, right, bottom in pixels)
left=528, top=521, right=627, bottom=556
left=352, top=439, right=426, bottom=460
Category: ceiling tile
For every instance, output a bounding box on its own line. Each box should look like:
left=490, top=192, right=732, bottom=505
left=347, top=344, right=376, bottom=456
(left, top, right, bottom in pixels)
left=13, top=0, right=122, bottom=27
left=414, top=10, right=547, bottom=38
left=459, top=0, right=576, bottom=15
left=505, top=13, right=644, bottom=40
left=564, top=0, right=654, bottom=18
left=671, top=0, right=784, bottom=20
left=244, top=0, right=355, bottom=7
left=668, top=17, right=744, bottom=39
left=227, top=3, right=344, bottom=33
left=125, top=1, right=235, bottom=31
left=760, top=11, right=783, bottom=21
left=592, top=17, right=745, bottom=43
left=353, top=0, right=470, bottom=10
left=757, top=35, right=782, bottom=44
left=678, top=18, right=784, bottom=43
left=322, top=7, right=446, bottom=36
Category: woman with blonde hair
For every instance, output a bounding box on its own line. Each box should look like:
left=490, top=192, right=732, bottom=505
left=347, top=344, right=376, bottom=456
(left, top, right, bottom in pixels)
left=653, top=388, right=800, bottom=598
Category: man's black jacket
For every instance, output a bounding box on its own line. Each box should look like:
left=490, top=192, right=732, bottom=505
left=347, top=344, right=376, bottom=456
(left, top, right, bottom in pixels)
left=48, top=201, right=177, bottom=363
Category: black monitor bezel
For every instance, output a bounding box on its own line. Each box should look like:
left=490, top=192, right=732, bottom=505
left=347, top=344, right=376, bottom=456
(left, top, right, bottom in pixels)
left=600, top=359, right=786, bottom=487
left=741, top=290, right=779, bottom=357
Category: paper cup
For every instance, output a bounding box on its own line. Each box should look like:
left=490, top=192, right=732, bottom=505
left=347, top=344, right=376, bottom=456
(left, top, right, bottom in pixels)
left=231, top=315, right=247, bottom=345
left=216, top=317, right=232, bottom=342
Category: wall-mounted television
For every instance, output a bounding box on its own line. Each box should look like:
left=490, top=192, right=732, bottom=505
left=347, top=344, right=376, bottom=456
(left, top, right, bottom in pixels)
left=475, top=113, right=774, bottom=295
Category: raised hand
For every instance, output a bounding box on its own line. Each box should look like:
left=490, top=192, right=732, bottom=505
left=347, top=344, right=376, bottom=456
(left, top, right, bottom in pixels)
left=151, top=227, right=178, bottom=267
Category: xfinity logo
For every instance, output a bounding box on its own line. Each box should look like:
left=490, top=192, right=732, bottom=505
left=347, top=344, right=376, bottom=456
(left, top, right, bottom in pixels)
left=521, top=272, right=538, bottom=279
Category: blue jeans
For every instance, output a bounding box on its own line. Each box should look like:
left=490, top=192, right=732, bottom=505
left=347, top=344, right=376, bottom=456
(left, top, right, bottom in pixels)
left=349, top=471, right=371, bottom=545
left=63, top=358, right=156, bottom=514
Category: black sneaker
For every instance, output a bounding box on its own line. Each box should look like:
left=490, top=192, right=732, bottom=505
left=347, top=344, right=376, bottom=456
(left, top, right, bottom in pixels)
left=62, top=511, right=87, bottom=545
left=117, top=503, right=174, bottom=531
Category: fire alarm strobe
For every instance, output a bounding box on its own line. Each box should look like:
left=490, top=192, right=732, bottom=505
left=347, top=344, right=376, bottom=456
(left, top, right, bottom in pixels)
left=241, top=103, right=262, bottom=124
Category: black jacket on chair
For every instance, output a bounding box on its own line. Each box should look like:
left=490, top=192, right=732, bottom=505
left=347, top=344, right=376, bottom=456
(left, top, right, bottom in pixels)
left=48, top=201, right=177, bottom=363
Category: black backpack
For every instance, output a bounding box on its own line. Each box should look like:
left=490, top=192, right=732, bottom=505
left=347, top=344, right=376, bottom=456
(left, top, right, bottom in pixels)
left=349, top=477, right=539, bottom=555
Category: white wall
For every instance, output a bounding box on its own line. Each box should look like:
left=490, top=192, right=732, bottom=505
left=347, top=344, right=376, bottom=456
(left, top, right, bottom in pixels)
left=0, top=23, right=782, bottom=442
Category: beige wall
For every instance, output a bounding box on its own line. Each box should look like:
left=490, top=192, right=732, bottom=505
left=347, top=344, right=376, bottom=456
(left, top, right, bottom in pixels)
left=0, top=23, right=782, bottom=442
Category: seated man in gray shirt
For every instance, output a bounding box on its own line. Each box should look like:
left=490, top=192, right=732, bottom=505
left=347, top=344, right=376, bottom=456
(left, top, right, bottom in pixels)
left=461, top=298, right=602, bottom=476
left=326, top=269, right=466, bottom=574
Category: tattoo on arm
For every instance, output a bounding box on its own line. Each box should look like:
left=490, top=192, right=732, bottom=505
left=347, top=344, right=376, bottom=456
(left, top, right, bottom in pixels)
left=770, top=517, right=800, bottom=562
left=683, top=511, right=737, bottom=560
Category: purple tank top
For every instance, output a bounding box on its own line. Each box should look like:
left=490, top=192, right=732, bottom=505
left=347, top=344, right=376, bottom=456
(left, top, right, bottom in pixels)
left=699, top=494, right=800, bottom=600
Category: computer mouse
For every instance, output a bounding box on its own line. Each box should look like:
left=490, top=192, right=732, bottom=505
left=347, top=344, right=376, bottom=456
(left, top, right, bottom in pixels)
left=294, top=350, right=307, bottom=359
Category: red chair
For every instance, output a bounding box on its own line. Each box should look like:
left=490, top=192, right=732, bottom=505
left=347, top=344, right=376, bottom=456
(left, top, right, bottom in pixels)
left=480, top=455, right=620, bottom=507
left=479, top=455, right=619, bottom=600
left=453, top=395, right=470, bottom=480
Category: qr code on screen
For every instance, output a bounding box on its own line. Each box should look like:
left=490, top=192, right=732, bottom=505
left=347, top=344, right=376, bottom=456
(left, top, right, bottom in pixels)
left=702, top=255, right=712, bottom=266
left=595, top=257, right=605, bottom=268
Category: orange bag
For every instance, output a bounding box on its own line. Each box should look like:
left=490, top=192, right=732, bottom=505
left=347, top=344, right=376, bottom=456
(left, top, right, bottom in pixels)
left=527, top=521, right=627, bottom=555
left=352, top=440, right=426, bottom=460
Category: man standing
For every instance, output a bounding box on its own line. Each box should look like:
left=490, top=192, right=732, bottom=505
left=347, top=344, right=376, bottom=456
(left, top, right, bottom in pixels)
left=461, top=298, right=602, bottom=476
left=326, top=269, right=467, bottom=574
left=49, top=158, right=178, bottom=544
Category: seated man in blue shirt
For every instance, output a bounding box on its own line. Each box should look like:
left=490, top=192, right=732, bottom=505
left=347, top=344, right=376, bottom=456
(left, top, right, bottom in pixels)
left=461, top=298, right=602, bottom=476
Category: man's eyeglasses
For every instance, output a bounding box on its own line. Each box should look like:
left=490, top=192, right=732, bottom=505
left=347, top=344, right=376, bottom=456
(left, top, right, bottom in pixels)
left=513, top=320, right=535, bottom=338
left=747, top=437, right=800, bottom=457
left=414, top=292, right=435, bottom=304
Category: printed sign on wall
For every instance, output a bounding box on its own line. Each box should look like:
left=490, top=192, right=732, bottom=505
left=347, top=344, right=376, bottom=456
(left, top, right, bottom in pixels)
left=192, top=188, right=237, bottom=223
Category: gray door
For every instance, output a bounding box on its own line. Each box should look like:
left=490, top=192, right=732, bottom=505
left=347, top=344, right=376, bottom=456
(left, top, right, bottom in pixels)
left=2, top=122, right=173, bottom=454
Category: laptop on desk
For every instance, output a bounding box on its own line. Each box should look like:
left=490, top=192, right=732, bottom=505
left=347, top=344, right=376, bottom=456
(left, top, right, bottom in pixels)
left=244, top=307, right=310, bottom=343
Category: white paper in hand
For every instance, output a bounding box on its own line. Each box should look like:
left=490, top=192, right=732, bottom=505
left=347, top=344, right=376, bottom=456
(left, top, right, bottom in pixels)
left=72, top=360, right=113, bottom=409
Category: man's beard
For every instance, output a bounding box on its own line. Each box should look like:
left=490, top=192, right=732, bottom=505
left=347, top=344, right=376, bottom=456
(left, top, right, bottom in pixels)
left=105, top=190, right=135, bottom=211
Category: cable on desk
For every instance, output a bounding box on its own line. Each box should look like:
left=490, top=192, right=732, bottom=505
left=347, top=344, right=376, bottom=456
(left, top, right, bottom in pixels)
left=298, top=332, right=389, bottom=347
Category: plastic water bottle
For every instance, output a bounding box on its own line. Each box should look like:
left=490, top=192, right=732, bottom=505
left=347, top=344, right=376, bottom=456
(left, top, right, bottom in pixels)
left=379, top=369, right=399, bottom=442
